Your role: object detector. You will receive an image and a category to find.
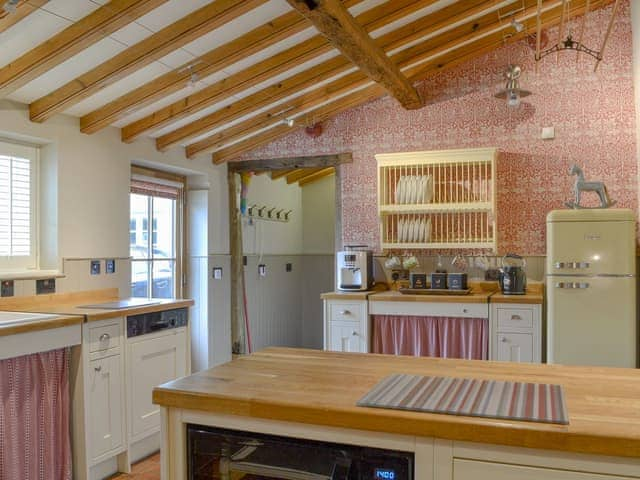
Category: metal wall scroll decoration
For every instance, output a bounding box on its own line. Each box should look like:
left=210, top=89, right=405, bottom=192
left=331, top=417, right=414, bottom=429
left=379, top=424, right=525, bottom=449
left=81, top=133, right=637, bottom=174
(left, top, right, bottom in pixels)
left=565, top=165, right=615, bottom=209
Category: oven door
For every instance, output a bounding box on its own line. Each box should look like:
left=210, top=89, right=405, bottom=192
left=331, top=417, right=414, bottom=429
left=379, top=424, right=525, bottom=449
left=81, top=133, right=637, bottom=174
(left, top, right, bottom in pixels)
left=187, top=425, right=413, bottom=480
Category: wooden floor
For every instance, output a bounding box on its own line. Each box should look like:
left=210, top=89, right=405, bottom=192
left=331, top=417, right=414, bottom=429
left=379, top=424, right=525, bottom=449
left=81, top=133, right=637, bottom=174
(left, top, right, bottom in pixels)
left=109, top=453, right=160, bottom=479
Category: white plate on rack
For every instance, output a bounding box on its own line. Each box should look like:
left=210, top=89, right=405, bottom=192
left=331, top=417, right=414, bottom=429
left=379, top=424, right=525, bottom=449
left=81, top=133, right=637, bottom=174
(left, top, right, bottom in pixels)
left=398, top=218, right=405, bottom=242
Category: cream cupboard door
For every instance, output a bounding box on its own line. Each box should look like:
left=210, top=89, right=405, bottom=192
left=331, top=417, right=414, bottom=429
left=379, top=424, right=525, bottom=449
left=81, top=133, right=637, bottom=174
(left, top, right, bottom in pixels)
left=328, top=320, right=366, bottom=353
left=496, top=332, right=534, bottom=363
left=128, top=330, right=187, bottom=441
left=88, top=355, right=124, bottom=462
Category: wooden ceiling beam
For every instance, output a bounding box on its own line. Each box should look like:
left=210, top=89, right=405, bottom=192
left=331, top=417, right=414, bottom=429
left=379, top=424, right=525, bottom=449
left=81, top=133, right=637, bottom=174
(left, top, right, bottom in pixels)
left=0, top=0, right=47, bottom=34
left=186, top=0, right=510, bottom=157
left=212, top=0, right=603, bottom=163
left=163, top=0, right=490, bottom=154
left=285, top=168, right=324, bottom=184
left=124, top=0, right=438, bottom=145
left=0, top=0, right=166, bottom=99
left=28, top=0, right=267, bottom=123
left=228, top=153, right=352, bottom=172
left=270, top=170, right=294, bottom=180
left=285, top=0, right=422, bottom=110
left=298, top=167, right=335, bottom=186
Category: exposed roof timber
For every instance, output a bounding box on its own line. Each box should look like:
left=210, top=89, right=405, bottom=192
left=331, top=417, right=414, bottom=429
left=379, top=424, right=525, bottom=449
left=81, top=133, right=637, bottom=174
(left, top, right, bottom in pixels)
left=28, top=0, right=268, bottom=123
left=0, top=0, right=167, bottom=99
left=228, top=153, right=352, bottom=172
left=123, top=0, right=439, bottom=144
left=186, top=0, right=509, bottom=158
left=166, top=0, right=493, bottom=155
left=285, top=0, right=422, bottom=110
left=212, top=0, right=606, bottom=163
left=298, top=167, right=335, bottom=186
left=594, top=0, right=619, bottom=71
left=285, top=167, right=325, bottom=183
left=78, top=2, right=366, bottom=135
left=0, top=0, right=47, bottom=34
left=214, top=85, right=385, bottom=164
left=270, top=169, right=294, bottom=180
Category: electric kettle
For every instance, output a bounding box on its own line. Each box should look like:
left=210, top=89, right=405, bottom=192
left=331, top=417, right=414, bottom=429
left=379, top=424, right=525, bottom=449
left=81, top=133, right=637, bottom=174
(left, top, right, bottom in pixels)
left=499, top=253, right=527, bottom=295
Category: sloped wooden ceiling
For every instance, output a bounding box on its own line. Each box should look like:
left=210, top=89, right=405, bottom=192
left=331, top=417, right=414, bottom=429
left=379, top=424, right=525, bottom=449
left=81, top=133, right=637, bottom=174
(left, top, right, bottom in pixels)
left=0, top=0, right=614, bottom=163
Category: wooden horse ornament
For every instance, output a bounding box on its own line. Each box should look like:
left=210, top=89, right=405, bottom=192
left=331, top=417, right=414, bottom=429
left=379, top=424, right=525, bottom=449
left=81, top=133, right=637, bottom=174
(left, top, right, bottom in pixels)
left=565, top=165, right=615, bottom=209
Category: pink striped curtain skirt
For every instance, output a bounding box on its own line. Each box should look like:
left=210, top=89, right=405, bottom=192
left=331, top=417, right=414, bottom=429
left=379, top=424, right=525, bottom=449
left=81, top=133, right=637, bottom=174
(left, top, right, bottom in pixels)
left=0, top=348, right=72, bottom=480
left=372, top=315, right=489, bottom=360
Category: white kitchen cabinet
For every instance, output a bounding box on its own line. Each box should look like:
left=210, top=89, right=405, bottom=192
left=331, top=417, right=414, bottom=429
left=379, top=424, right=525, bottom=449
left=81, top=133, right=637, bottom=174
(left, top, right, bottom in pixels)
left=490, top=303, right=541, bottom=363
left=71, top=317, right=128, bottom=480
left=324, top=298, right=369, bottom=353
left=127, top=328, right=187, bottom=443
left=88, top=354, right=124, bottom=461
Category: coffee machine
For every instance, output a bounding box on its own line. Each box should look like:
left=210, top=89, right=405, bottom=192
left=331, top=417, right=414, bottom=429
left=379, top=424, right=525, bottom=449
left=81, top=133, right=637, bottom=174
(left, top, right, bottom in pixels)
left=336, top=246, right=374, bottom=291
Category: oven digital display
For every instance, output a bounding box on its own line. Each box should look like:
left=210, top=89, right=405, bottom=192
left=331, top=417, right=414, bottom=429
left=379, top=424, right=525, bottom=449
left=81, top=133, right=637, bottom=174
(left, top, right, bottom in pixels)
left=375, top=468, right=396, bottom=480
left=344, top=254, right=356, bottom=262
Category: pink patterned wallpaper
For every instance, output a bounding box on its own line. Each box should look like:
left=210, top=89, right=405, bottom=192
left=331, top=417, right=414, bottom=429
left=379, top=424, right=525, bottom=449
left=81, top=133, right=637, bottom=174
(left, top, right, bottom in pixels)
left=238, top=1, right=637, bottom=255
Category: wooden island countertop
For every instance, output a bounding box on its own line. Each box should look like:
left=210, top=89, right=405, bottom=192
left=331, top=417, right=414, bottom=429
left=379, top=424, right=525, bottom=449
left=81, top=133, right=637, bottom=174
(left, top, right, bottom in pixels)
left=153, top=347, right=640, bottom=459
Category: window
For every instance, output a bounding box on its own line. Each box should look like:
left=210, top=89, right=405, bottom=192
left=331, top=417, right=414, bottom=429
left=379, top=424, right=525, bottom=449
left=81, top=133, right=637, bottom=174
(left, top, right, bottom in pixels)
left=0, top=140, right=37, bottom=270
left=130, top=168, right=184, bottom=299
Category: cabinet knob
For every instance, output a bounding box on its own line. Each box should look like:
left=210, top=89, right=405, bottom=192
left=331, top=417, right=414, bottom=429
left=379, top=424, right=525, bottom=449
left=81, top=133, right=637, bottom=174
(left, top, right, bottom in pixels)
left=99, top=333, right=110, bottom=342
left=500, top=336, right=508, bottom=343
left=462, top=308, right=468, bottom=313
left=352, top=331, right=358, bottom=336
left=511, top=314, right=522, bottom=320
left=340, top=310, right=351, bottom=315
left=94, top=365, right=102, bottom=372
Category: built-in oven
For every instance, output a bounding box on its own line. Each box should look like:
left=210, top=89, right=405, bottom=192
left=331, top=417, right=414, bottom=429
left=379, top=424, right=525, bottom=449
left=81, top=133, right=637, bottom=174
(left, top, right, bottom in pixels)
left=187, top=425, right=414, bottom=480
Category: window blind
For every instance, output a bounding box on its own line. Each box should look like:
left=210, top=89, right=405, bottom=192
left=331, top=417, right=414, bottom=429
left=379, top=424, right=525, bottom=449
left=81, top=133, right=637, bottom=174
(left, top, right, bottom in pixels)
left=0, top=150, right=33, bottom=260
left=130, top=179, right=180, bottom=200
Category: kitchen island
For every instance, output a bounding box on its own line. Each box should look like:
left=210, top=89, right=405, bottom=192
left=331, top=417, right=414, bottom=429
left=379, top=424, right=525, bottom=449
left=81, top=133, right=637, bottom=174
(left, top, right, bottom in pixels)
left=154, top=347, right=640, bottom=480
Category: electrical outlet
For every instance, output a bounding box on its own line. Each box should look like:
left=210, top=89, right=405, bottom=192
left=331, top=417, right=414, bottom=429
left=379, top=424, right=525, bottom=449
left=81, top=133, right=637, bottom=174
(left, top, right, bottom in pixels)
left=36, top=278, right=55, bottom=295
left=105, top=259, right=116, bottom=274
left=286, top=263, right=292, bottom=272
left=243, top=256, right=247, bottom=266
left=1, top=280, right=14, bottom=297
left=213, top=267, right=223, bottom=279
left=90, top=260, right=101, bottom=275
left=258, top=264, right=266, bottom=277
left=541, top=126, right=555, bottom=139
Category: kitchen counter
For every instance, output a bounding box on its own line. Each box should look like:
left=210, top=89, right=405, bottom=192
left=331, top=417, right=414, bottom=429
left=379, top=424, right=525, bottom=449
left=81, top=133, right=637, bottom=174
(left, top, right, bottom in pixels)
left=489, top=282, right=544, bottom=304
left=0, top=288, right=194, bottom=322
left=153, top=347, right=640, bottom=459
left=0, top=312, right=82, bottom=337
left=369, top=289, right=492, bottom=304
left=320, top=283, right=388, bottom=300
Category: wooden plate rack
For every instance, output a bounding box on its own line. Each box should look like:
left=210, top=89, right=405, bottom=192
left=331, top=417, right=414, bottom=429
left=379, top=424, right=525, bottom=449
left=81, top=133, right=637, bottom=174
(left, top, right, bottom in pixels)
left=376, top=148, right=497, bottom=252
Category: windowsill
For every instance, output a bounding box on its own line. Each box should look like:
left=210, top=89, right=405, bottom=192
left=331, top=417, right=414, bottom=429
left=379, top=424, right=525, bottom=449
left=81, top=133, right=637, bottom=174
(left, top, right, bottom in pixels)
left=0, top=269, right=65, bottom=281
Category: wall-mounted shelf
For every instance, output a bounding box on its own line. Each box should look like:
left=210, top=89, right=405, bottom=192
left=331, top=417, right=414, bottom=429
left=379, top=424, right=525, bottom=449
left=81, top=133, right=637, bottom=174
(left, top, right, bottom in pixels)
left=376, top=148, right=497, bottom=252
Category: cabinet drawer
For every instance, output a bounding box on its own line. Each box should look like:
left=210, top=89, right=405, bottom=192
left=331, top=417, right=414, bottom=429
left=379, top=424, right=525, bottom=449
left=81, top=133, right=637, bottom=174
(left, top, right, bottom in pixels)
left=88, top=322, right=121, bottom=353
left=496, top=307, right=533, bottom=329
left=328, top=302, right=364, bottom=322
left=454, top=458, right=633, bottom=480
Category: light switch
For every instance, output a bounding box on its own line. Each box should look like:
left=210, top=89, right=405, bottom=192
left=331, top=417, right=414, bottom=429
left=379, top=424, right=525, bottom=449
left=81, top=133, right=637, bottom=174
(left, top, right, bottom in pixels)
left=541, top=126, right=555, bottom=139
left=213, top=267, right=223, bottom=279
left=90, top=260, right=101, bottom=275
left=105, top=259, right=116, bottom=274
left=258, top=264, right=266, bottom=277
left=1, top=280, right=14, bottom=297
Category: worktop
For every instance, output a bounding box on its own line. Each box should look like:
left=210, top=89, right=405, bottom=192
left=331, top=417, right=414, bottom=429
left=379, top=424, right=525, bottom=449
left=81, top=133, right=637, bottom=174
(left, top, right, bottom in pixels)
left=0, top=312, right=82, bottom=337
left=0, top=288, right=194, bottom=322
left=153, top=347, right=640, bottom=459
left=321, top=282, right=543, bottom=305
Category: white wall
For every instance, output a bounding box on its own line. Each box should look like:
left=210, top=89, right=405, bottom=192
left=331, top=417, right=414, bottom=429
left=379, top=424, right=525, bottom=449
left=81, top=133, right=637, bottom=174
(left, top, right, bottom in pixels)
left=302, top=174, right=335, bottom=254
left=242, top=174, right=302, bottom=255
left=0, top=99, right=229, bottom=263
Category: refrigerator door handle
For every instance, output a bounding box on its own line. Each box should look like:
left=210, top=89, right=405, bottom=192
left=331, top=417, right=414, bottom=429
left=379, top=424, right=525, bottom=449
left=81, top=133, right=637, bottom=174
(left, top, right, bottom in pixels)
left=555, top=281, right=590, bottom=289
left=554, top=262, right=590, bottom=269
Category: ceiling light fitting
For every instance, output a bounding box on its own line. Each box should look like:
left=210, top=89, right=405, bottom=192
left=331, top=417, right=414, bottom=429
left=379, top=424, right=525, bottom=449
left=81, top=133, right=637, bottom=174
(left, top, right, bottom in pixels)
left=494, top=64, right=531, bottom=108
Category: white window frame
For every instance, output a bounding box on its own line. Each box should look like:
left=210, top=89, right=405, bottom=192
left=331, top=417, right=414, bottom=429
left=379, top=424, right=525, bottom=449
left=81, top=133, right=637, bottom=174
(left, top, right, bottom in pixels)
left=0, top=140, right=38, bottom=271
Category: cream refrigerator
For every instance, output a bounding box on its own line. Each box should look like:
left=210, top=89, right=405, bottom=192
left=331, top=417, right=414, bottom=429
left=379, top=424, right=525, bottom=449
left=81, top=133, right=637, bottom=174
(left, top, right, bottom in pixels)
left=546, top=209, right=637, bottom=368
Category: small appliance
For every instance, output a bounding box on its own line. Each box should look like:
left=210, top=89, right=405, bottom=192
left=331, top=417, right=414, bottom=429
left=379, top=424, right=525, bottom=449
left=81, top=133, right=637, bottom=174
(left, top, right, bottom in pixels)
left=499, top=253, right=527, bottom=295
left=337, top=245, right=374, bottom=291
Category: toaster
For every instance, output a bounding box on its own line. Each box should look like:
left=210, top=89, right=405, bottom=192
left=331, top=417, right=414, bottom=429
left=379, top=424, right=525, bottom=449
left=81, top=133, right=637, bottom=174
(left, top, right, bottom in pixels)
left=336, top=247, right=374, bottom=291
